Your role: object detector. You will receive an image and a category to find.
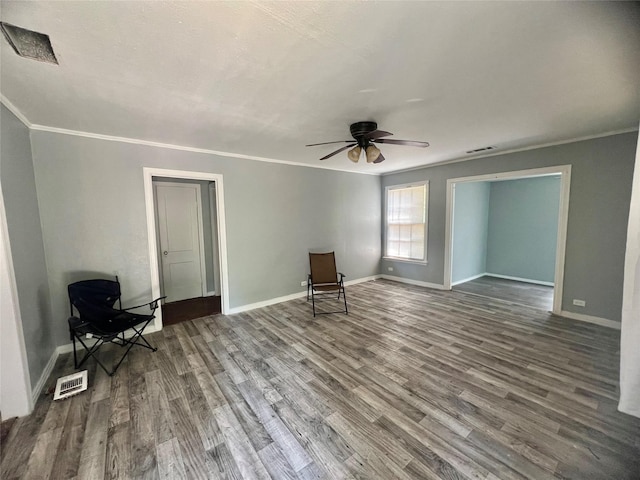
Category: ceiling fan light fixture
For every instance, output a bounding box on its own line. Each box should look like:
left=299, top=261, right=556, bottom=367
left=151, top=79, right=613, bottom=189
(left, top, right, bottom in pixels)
left=347, top=146, right=362, bottom=163
left=365, top=145, right=381, bottom=163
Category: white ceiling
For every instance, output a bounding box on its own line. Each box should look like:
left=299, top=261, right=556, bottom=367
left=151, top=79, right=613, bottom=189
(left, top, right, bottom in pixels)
left=1, top=1, right=639, bottom=174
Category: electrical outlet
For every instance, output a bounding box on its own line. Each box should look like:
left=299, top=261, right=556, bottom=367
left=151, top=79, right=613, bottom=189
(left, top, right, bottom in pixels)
left=388, top=267, right=394, bottom=272
left=301, top=281, right=306, bottom=287
left=572, top=299, right=586, bottom=307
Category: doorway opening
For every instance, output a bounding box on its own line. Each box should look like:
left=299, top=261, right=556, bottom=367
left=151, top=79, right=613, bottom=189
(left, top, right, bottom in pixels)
left=444, top=165, right=571, bottom=314
left=143, top=168, right=229, bottom=330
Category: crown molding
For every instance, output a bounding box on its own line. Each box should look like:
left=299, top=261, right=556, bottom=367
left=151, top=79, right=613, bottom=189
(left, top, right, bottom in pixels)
left=3, top=94, right=636, bottom=178
left=28, top=124, right=380, bottom=176
left=0, top=94, right=378, bottom=176
left=0, top=94, right=32, bottom=128
left=383, top=127, right=639, bottom=176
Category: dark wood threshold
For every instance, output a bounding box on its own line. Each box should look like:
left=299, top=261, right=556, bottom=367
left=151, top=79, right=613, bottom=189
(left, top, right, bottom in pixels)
left=161, top=295, right=221, bottom=326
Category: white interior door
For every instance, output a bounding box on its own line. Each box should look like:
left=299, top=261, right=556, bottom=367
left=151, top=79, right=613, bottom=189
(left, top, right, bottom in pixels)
left=155, top=183, right=205, bottom=303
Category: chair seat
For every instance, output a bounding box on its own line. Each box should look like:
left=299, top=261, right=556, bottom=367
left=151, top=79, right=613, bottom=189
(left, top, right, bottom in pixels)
left=69, top=312, right=154, bottom=337
left=312, top=283, right=341, bottom=292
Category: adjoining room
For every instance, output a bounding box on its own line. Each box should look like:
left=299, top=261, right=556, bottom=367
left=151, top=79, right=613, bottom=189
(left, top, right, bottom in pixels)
left=450, top=172, right=563, bottom=312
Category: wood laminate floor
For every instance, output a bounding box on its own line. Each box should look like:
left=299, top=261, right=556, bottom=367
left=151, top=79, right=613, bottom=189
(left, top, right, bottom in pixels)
left=1, top=280, right=638, bottom=479
left=454, top=276, right=554, bottom=311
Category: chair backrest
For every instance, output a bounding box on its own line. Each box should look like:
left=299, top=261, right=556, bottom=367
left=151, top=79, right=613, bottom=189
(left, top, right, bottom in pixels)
left=68, top=278, right=121, bottom=317
left=309, top=252, right=338, bottom=284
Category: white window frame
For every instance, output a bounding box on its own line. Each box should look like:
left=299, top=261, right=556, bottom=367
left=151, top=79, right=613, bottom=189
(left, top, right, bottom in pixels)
left=383, top=181, right=429, bottom=264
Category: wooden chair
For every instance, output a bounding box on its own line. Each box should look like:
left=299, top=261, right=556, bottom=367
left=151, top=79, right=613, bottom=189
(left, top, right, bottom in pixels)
left=307, top=252, right=348, bottom=316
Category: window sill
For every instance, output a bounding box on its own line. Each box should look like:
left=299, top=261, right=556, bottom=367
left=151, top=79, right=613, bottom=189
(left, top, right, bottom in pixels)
left=382, top=256, right=428, bottom=266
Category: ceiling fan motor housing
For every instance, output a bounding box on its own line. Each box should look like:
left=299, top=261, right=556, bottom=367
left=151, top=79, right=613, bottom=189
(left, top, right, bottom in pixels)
left=350, top=121, right=377, bottom=147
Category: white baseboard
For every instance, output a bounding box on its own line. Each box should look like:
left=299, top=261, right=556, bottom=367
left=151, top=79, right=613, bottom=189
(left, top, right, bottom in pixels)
left=228, top=291, right=308, bottom=315
left=557, top=310, right=621, bottom=330
left=227, top=275, right=380, bottom=315
left=485, top=273, right=554, bottom=287
left=344, top=275, right=380, bottom=287
left=31, top=347, right=59, bottom=404
left=451, top=273, right=486, bottom=286
left=379, top=274, right=446, bottom=290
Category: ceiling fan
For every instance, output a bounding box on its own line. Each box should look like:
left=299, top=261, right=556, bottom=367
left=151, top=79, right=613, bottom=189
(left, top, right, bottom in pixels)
left=306, top=121, right=430, bottom=164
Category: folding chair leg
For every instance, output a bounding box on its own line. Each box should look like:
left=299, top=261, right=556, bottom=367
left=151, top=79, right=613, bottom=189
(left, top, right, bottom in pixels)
left=109, top=320, right=157, bottom=375
left=72, top=336, right=78, bottom=369
left=311, top=289, right=317, bottom=317
left=73, top=334, right=112, bottom=376
left=342, top=286, right=348, bottom=314
left=71, top=320, right=157, bottom=376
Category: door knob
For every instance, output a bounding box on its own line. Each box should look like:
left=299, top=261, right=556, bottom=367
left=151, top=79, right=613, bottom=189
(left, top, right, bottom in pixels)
left=163, top=251, right=168, bottom=256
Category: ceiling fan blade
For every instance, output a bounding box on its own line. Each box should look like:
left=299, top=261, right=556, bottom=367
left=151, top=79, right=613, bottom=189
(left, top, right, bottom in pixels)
left=373, top=152, right=386, bottom=164
left=319, top=144, right=356, bottom=160
left=364, top=130, right=393, bottom=140
left=373, top=138, right=430, bottom=148
left=306, top=140, right=352, bottom=147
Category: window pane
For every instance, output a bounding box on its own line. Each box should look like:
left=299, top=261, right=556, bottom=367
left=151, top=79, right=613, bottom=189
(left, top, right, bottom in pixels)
left=386, top=184, right=427, bottom=261
left=399, top=241, right=410, bottom=258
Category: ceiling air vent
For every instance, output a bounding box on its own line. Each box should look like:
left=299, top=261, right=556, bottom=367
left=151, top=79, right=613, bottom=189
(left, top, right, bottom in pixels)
left=0, top=22, right=58, bottom=64
left=466, top=146, right=496, bottom=154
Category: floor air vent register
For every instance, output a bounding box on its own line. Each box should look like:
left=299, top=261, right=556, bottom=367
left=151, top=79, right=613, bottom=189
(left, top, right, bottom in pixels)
left=53, top=370, right=88, bottom=400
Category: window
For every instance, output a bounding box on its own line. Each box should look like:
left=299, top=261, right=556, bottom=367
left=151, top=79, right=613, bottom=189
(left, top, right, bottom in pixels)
left=385, top=182, right=428, bottom=262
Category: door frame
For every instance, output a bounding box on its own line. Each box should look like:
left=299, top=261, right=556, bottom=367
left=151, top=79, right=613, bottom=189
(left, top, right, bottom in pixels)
left=208, top=182, right=221, bottom=296
left=153, top=181, right=208, bottom=300
left=443, top=164, right=571, bottom=315
left=144, top=168, right=230, bottom=330
left=0, top=186, right=33, bottom=417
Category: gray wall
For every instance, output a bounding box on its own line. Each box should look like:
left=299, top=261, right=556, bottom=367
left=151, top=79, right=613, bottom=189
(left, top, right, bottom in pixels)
left=382, top=132, right=637, bottom=322
left=0, top=105, right=55, bottom=389
left=153, top=177, right=216, bottom=294
left=486, top=176, right=560, bottom=283
left=30, top=131, right=382, bottom=347
left=451, top=181, right=490, bottom=284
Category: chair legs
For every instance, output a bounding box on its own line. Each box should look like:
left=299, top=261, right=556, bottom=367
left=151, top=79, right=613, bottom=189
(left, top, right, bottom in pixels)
left=71, top=319, right=157, bottom=376
left=307, top=282, right=348, bottom=317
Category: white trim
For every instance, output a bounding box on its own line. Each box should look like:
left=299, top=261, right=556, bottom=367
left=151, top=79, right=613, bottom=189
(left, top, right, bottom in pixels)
left=208, top=182, right=221, bottom=296
left=228, top=291, right=308, bottom=314
left=144, top=168, right=231, bottom=328
left=379, top=274, right=446, bottom=290
left=0, top=94, right=32, bottom=128
left=554, top=167, right=572, bottom=314
left=382, top=127, right=638, bottom=176
left=227, top=275, right=380, bottom=315
left=206, top=290, right=217, bottom=297
left=451, top=273, right=486, bottom=286
left=31, top=347, right=59, bottom=404
left=0, top=186, right=33, bottom=417
left=382, top=257, right=428, bottom=265
left=556, top=311, right=621, bottom=330
left=28, top=124, right=379, bottom=176
left=153, top=181, right=208, bottom=299
left=2, top=94, right=636, bottom=178
left=344, top=275, right=380, bottom=286
left=57, top=343, right=75, bottom=355
left=484, top=273, right=554, bottom=287
left=445, top=165, right=566, bottom=186
left=444, top=165, right=571, bottom=317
